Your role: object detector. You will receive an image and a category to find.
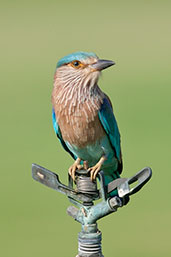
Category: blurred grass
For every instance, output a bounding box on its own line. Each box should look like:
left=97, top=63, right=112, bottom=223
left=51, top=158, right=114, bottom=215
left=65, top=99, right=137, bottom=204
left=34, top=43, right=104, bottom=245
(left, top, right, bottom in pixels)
left=0, top=0, right=171, bottom=256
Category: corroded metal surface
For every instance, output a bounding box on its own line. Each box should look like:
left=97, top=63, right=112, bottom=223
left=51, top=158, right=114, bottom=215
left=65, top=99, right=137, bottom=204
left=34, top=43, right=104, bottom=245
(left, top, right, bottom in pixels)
left=32, top=164, right=152, bottom=257
left=32, top=164, right=96, bottom=203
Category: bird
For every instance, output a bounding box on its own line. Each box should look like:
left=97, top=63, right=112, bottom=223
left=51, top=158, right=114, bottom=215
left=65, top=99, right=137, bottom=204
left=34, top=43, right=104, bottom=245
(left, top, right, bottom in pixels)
left=51, top=51, right=122, bottom=191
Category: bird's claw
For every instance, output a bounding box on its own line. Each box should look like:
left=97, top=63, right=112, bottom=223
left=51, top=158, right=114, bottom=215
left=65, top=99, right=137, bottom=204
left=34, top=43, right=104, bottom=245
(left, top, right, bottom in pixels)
left=88, top=164, right=101, bottom=181
left=88, top=156, right=106, bottom=181
left=83, top=160, right=88, bottom=170
left=68, top=158, right=81, bottom=181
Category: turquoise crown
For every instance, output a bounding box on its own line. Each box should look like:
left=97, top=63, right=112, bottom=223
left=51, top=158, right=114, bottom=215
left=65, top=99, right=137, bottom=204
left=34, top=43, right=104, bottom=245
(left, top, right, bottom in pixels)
left=56, top=51, right=98, bottom=68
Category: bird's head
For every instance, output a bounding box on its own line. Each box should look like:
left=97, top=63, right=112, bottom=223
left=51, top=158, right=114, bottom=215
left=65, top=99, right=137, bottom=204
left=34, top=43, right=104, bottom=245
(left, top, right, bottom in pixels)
left=54, top=51, right=115, bottom=90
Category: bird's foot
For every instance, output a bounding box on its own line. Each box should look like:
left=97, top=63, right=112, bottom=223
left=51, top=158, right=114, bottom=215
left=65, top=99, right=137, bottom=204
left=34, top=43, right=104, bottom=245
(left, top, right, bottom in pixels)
left=68, top=158, right=82, bottom=181
left=83, top=160, right=88, bottom=170
left=88, top=156, right=107, bottom=181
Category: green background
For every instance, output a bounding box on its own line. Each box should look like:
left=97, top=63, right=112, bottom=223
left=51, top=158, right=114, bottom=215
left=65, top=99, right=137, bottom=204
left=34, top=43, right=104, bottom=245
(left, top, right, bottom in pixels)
left=1, top=0, right=170, bottom=256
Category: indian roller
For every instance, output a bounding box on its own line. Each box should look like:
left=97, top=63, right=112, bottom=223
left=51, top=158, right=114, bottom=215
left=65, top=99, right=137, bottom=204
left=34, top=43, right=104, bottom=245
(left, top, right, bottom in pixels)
left=52, top=51, right=122, bottom=189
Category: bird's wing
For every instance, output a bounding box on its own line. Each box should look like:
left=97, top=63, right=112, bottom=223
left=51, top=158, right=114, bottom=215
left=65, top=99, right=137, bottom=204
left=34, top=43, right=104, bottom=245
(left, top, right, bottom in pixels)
left=52, top=108, right=76, bottom=160
left=98, top=97, right=122, bottom=173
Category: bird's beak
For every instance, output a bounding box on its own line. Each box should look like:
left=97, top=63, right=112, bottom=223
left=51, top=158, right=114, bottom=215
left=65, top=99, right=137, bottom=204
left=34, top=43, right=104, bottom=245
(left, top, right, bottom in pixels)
left=90, top=59, right=115, bottom=71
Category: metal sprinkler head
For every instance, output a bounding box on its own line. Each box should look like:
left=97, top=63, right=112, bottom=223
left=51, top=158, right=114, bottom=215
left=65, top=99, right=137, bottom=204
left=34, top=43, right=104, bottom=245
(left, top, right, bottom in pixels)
left=32, top=164, right=152, bottom=257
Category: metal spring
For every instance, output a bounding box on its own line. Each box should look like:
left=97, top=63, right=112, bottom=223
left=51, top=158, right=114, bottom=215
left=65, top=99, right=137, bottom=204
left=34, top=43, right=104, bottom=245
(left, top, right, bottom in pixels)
left=76, top=176, right=98, bottom=194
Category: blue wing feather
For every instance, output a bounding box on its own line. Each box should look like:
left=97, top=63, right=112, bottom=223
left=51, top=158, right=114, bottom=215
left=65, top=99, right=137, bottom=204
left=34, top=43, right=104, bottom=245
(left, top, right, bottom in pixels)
left=98, top=97, right=121, bottom=162
left=52, top=108, right=76, bottom=160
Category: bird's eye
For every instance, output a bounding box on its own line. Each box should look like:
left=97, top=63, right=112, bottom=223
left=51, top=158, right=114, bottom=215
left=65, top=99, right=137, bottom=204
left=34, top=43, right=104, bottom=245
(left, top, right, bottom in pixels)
left=73, top=61, right=80, bottom=66
left=71, top=60, right=82, bottom=68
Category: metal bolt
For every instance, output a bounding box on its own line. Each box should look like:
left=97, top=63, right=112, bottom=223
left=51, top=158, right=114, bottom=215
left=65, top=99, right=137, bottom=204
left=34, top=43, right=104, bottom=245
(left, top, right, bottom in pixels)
left=109, top=196, right=122, bottom=210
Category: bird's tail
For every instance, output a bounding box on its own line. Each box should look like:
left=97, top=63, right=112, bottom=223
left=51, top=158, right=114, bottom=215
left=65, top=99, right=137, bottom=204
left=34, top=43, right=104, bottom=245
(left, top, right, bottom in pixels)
left=103, top=170, right=120, bottom=197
